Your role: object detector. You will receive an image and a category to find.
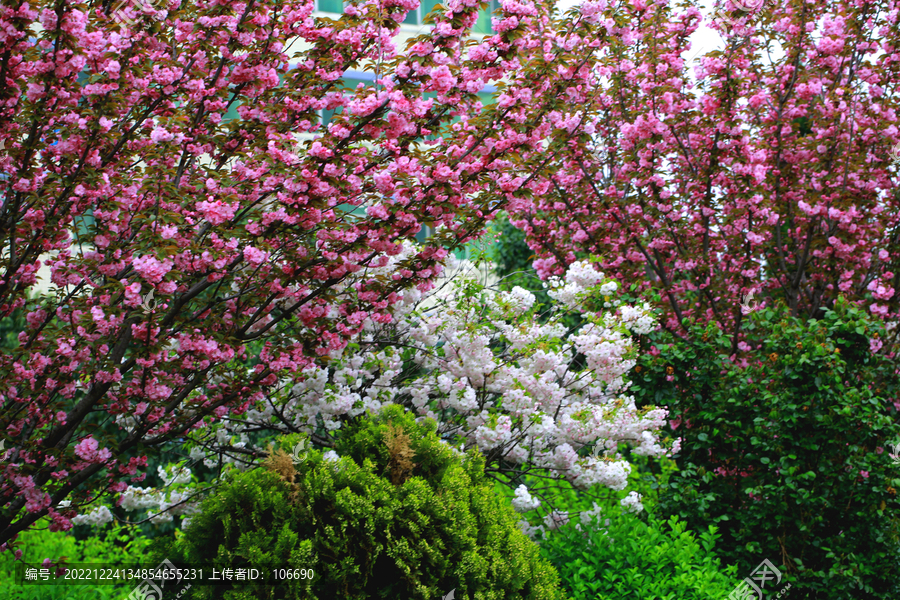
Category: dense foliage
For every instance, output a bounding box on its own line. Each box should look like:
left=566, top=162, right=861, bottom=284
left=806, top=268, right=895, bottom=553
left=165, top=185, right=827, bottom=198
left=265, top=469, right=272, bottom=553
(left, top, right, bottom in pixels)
left=150, top=404, right=566, bottom=600
left=541, top=514, right=739, bottom=600
left=0, top=304, right=25, bottom=353
left=489, top=212, right=549, bottom=300
left=631, top=297, right=900, bottom=597
left=0, top=518, right=151, bottom=600
left=492, top=451, right=738, bottom=600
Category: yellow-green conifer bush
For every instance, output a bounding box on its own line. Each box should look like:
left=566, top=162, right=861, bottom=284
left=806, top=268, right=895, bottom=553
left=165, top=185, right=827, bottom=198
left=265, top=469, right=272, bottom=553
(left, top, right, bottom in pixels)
left=150, top=404, right=565, bottom=600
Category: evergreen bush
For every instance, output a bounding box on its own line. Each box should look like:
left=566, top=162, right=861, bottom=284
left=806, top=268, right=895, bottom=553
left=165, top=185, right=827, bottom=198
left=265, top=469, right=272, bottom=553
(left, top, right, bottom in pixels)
left=489, top=212, right=547, bottom=298
left=150, top=404, right=566, bottom=600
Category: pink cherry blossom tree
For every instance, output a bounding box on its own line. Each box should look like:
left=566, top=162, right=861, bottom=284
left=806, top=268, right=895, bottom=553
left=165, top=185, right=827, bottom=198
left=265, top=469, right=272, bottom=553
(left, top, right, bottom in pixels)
left=0, top=0, right=615, bottom=548
left=511, top=0, right=900, bottom=357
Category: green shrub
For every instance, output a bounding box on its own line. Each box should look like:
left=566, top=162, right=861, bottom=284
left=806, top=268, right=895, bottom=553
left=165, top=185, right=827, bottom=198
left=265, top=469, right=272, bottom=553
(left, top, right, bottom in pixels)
left=631, top=297, right=900, bottom=597
left=492, top=451, right=678, bottom=540
left=493, top=454, right=736, bottom=599
left=540, top=513, right=739, bottom=600
left=0, top=519, right=152, bottom=600
left=149, top=404, right=566, bottom=600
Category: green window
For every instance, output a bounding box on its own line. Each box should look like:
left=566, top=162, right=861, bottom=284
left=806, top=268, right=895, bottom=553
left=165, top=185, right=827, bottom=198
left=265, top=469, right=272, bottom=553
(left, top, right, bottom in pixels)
left=320, top=107, right=339, bottom=126
left=415, top=223, right=434, bottom=244
left=317, top=0, right=344, bottom=13
left=342, top=78, right=368, bottom=92
left=420, top=0, right=441, bottom=22
left=315, top=0, right=495, bottom=30
left=473, top=0, right=500, bottom=34
left=73, top=209, right=95, bottom=239
left=404, top=0, right=443, bottom=25
left=320, top=77, right=367, bottom=126
left=222, top=99, right=241, bottom=122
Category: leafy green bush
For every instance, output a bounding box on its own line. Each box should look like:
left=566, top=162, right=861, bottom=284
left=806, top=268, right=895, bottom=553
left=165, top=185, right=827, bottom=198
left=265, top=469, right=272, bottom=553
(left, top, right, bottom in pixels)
left=540, top=513, right=739, bottom=600
left=149, top=404, right=566, bottom=600
left=493, top=453, right=736, bottom=599
left=631, top=297, right=900, bottom=597
left=0, top=519, right=152, bottom=600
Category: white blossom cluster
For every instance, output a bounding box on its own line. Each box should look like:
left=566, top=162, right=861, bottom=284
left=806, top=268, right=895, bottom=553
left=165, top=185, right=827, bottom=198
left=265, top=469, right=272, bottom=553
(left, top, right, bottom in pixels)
left=147, top=489, right=200, bottom=525
left=322, top=450, right=341, bottom=463
left=229, top=253, right=668, bottom=476
left=545, top=259, right=603, bottom=301
left=517, top=519, right=544, bottom=540
left=516, top=500, right=615, bottom=544
left=69, top=464, right=200, bottom=529
left=158, top=465, right=191, bottom=486
left=609, top=303, right=656, bottom=335
left=118, top=486, right=159, bottom=511
left=619, top=491, right=644, bottom=514
left=579, top=501, right=605, bottom=526
left=71, top=505, right=114, bottom=527
left=542, top=510, right=569, bottom=532
left=180, top=249, right=675, bottom=535
left=512, top=484, right=542, bottom=513
left=514, top=497, right=617, bottom=543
